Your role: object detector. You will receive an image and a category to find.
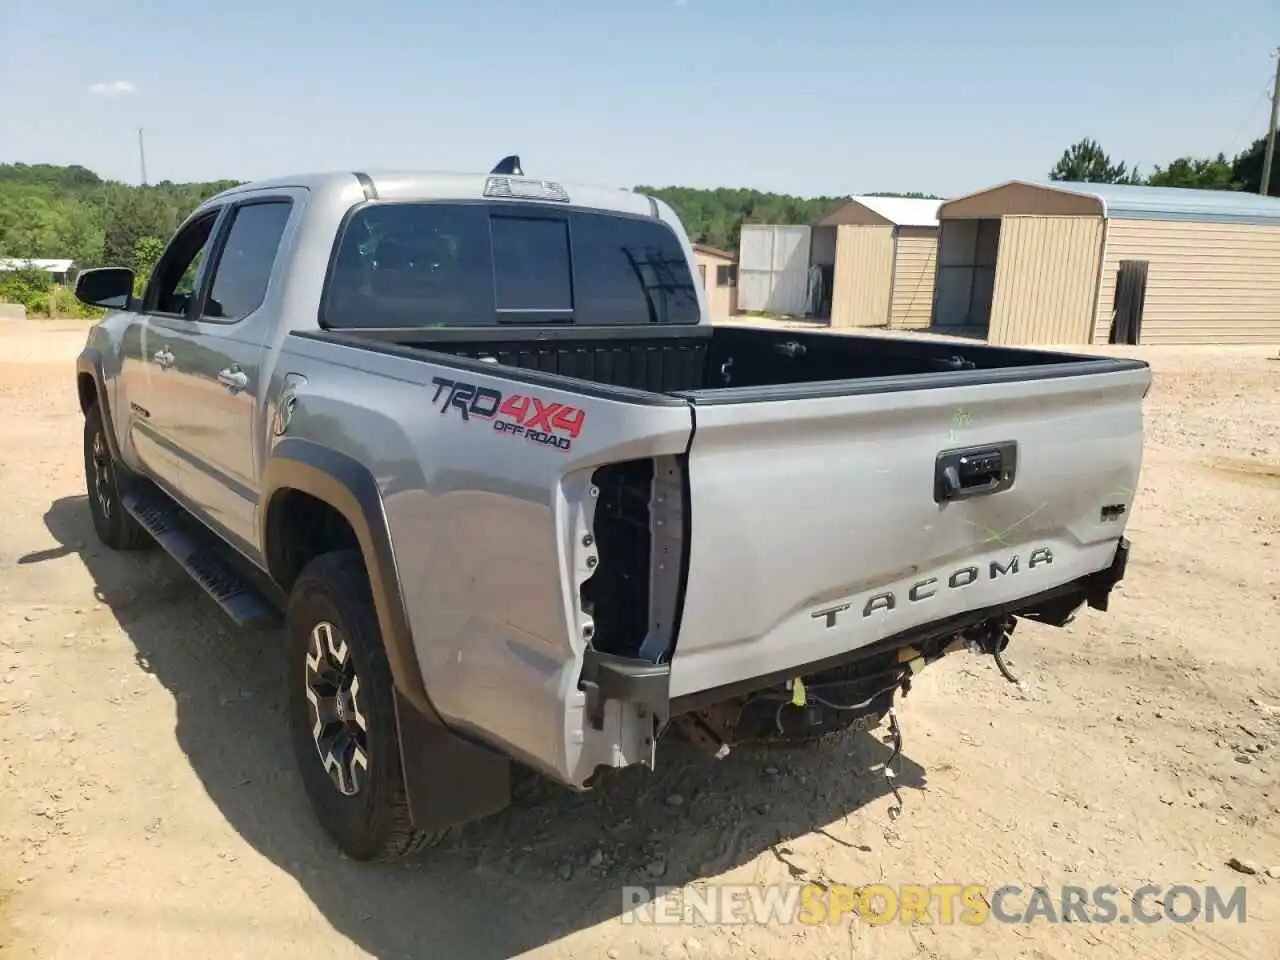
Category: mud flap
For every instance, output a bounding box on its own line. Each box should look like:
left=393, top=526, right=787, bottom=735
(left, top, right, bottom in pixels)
left=394, top=689, right=512, bottom=831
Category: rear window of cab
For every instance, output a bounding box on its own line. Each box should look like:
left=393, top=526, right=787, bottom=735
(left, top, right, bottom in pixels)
left=320, top=202, right=701, bottom=328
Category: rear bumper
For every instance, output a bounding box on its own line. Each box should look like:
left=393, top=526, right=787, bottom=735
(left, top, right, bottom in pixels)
left=1085, top=536, right=1129, bottom=611
left=581, top=537, right=1132, bottom=720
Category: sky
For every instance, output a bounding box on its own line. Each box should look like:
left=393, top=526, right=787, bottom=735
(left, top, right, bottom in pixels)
left=2, top=0, right=1278, bottom=198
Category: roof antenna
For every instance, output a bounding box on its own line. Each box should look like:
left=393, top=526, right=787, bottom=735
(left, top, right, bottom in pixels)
left=491, top=154, right=523, bottom=176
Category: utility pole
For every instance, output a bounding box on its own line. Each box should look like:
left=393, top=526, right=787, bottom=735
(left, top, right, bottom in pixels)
left=1262, top=49, right=1280, bottom=197
left=138, top=128, right=148, bottom=186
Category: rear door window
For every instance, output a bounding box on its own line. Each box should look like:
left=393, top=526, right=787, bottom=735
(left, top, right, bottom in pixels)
left=321, top=201, right=700, bottom=328
left=324, top=202, right=492, bottom=327
left=202, top=201, right=293, bottom=321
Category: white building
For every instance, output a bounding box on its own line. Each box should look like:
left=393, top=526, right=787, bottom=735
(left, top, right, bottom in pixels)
left=0, top=258, right=76, bottom=284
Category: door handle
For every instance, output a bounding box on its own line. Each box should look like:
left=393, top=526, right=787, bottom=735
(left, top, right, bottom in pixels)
left=152, top=347, right=174, bottom=369
left=217, top=366, right=250, bottom=393
left=934, top=442, right=1018, bottom=503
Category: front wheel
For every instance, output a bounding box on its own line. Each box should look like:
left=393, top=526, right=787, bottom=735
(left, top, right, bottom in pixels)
left=83, top=405, right=150, bottom=551
left=285, top=550, right=447, bottom=861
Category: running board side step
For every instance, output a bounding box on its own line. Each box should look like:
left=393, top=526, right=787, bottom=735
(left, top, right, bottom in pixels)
left=121, top=484, right=282, bottom=629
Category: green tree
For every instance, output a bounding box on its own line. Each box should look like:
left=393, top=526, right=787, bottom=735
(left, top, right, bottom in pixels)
left=1230, top=135, right=1278, bottom=196
left=0, top=185, right=63, bottom=257
left=1050, top=138, right=1140, bottom=183
left=1146, top=154, right=1239, bottom=190
left=0, top=266, right=55, bottom=315
left=0, top=163, right=242, bottom=272
left=102, top=188, right=178, bottom=269
left=635, top=186, right=853, bottom=250
left=132, top=235, right=166, bottom=295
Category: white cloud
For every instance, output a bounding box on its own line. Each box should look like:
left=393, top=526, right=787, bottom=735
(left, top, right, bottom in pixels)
left=87, top=80, right=137, bottom=98
left=672, top=0, right=688, bottom=6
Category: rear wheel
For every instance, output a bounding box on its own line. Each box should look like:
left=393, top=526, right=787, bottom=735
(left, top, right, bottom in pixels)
left=285, top=550, right=447, bottom=861
left=83, top=405, right=150, bottom=551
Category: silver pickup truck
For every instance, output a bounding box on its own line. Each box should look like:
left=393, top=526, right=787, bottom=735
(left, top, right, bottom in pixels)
left=73, top=161, right=1148, bottom=861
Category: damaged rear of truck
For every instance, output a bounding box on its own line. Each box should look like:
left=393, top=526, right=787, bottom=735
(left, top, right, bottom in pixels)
left=285, top=320, right=1145, bottom=794
left=74, top=167, right=1148, bottom=860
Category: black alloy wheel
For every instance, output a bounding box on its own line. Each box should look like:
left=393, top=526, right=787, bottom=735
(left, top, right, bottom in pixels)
left=82, top=405, right=150, bottom=551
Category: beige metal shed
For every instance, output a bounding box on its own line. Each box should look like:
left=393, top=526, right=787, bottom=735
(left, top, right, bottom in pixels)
left=819, top=197, right=941, bottom=330
left=936, top=181, right=1280, bottom=345
left=692, top=244, right=738, bottom=320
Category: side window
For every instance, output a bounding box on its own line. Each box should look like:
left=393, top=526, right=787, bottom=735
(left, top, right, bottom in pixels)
left=202, top=201, right=292, bottom=321
left=147, top=211, right=220, bottom=316
left=323, top=203, right=492, bottom=328
left=716, top=264, right=738, bottom=288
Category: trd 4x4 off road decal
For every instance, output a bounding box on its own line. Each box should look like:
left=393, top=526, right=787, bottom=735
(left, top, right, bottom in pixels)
left=430, top=376, right=586, bottom=452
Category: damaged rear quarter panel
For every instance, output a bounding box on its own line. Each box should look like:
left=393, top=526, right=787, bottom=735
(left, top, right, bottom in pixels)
left=276, top=333, right=693, bottom=784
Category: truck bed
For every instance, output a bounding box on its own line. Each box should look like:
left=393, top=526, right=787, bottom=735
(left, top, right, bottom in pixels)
left=305, top=323, right=1141, bottom=401
left=285, top=320, right=1148, bottom=784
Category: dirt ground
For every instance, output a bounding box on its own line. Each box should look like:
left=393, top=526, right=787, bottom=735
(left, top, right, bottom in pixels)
left=1, top=319, right=1277, bottom=960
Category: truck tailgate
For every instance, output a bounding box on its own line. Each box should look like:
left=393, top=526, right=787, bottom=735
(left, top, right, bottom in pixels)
left=668, top=365, right=1150, bottom=699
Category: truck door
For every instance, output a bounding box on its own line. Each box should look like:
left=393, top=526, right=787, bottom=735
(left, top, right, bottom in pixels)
left=159, top=194, right=298, bottom=558
left=128, top=206, right=226, bottom=495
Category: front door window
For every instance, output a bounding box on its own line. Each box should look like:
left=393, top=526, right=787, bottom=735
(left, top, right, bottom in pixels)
left=147, top=212, right=220, bottom=317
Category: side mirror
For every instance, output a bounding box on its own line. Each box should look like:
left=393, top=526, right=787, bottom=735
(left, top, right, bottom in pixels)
left=74, top=267, right=136, bottom=310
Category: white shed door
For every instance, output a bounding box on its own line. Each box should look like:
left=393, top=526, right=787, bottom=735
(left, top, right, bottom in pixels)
left=736, top=224, right=812, bottom=315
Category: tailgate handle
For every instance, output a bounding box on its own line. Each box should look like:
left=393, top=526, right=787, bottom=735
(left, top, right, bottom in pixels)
left=935, top=442, right=1017, bottom=503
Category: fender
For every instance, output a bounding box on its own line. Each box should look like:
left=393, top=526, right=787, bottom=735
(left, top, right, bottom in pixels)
left=260, top=437, right=434, bottom=719
left=76, top=348, right=124, bottom=463
left=260, top=438, right=511, bottom=831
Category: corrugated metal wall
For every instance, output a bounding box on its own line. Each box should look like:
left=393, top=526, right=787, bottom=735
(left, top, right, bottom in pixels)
left=736, top=226, right=774, bottom=313
left=737, top=224, right=812, bottom=314
left=987, top=216, right=1104, bottom=345
left=831, top=225, right=894, bottom=328
left=933, top=219, right=1000, bottom=330
left=1092, top=219, right=1280, bottom=344
left=887, top=227, right=938, bottom=328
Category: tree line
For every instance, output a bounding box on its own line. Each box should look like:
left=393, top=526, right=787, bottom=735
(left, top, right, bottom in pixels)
left=0, top=163, right=237, bottom=315
left=0, top=129, right=1274, bottom=315
left=0, top=162, right=939, bottom=274
left=636, top=186, right=940, bottom=252
left=1049, top=134, right=1275, bottom=192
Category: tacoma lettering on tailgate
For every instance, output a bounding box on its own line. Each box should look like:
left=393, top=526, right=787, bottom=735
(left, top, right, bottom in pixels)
left=811, top=547, right=1055, bottom=628
left=430, top=376, right=587, bottom=452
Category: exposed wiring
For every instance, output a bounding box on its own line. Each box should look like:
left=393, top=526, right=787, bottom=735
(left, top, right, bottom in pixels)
left=884, top=707, right=904, bottom=819
left=764, top=674, right=911, bottom=817
left=762, top=670, right=906, bottom=742
left=807, top=676, right=905, bottom=712
left=770, top=675, right=907, bottom=736
left=761, top=674, right=905, bottom=710
left=993, top=645, right=1020, bottom=685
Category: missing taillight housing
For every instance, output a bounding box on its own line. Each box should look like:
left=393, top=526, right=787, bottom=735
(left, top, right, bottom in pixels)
left=579, top=455, right=687, bottom=662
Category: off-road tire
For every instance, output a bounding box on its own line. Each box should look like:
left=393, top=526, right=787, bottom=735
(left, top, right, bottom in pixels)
left=83, top=405, right=150, bottom=551
left=286, top=550, right=447, bottom=861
